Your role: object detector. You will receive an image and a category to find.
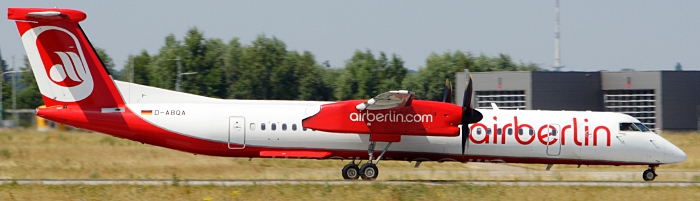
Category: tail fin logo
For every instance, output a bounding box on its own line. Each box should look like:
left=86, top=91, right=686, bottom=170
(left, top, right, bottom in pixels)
left=48, top=51, right=87, bottom=84
left=21, top=26, right=94, bottom=102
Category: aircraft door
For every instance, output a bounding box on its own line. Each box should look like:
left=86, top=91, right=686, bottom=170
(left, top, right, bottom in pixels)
left=228, top=116, right=246, bottom=149
left=579, top=117, right=595, bottom=156
left=546, top=124, right=561, bottom=156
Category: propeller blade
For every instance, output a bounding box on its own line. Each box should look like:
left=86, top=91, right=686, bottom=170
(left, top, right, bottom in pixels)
left=460, top=111, right=483, bottom=155
left=461, top=125, right=469, bottom=155
left=442, top=79, right=452, bottom=103
left=459, top=74, right=482, bottom=155
left=462, top=74, right=474, bottom=115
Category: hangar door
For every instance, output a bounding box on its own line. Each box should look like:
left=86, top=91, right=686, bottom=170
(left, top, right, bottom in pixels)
left=604, top=90, right=656, bottom=129
left=475, top=90, right=526, bottom=110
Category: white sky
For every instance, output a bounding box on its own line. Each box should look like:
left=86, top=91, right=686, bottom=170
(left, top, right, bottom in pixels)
left=1, top=0, right=699, bottom=71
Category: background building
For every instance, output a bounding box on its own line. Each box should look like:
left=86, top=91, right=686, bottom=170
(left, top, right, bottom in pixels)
left=456, top=70, right=700, bottom=132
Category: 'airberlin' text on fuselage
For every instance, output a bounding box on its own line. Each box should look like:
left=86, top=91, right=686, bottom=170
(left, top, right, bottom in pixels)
left=349, top=110, right=434, bottom=123
left=469, top=116, right=611, bottom=147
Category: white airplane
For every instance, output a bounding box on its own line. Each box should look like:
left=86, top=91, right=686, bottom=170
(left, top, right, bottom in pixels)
left=9, top=8, right=686, bottom=181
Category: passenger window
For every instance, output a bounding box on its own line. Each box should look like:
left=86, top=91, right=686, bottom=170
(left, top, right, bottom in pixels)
left=292, top=124, right=297, bottom=131
left=476, top=128, right=482, bottom=134
left=271, top=123, right=277, bottom=131
left=487, top=128, right=491, bottom=135
left=529, top=130, right=534, bottom=136
left=303, top=127, right=308, bottom=131
left=250, top=123, right=255, bottom=130
left=282, top=123, right=287, bottom=131
left=507, top=128, right=513, bottom=135
left=551, top=129, right=557, bottom=136
left=261, top=123, right=266, bottom=131
left=497, top=128, right=502, bottom=135
left=518, top=129, right=523, bottom=135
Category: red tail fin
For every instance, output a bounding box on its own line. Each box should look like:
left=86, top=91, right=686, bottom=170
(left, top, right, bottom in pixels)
left=8, top=8, right=124, bottom=108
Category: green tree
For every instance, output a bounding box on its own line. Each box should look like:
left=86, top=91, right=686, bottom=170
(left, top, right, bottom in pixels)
left=200, top=38, right=228, bottom=98
left=148, top=34, right=184, bottom=90
left=404, top=52, right=474, bottom=101
left=123, top=50, right=154, bottom=85
left=99, top=28, right=544, bottom=103
left=225, top=38, right=248, bottom=99
left=377, top=54, right=407, bottom=93
left=404, top=51, right=542, bottom=101
left=180, top=28, right=206, bottom=95
left=0, top=49, right=10, bottom=118
left=296, top=51, right=333, bottom=100
left=335, top=50, right=380, bottom=100
left=238, top=35, right=287, bottom=99
left=95, top=48, right=119, bottom=80
left=333, top=50, right=408, bottom=100
left=0, top=49, right=8, bottom=78
left=321, top=68, right=343, bottom=101
left=2, top=57, right=40, bottom=112
left=271, top=51, right=301, bottom=100
left=517, top=62, right=542, bottom=71
left=15, top=56, right=42, bottom=109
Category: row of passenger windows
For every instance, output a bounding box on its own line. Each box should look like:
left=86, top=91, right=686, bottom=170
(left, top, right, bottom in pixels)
left=473, top=128, right=557, bottom=136
left=250, top=123, right=308, bottom=132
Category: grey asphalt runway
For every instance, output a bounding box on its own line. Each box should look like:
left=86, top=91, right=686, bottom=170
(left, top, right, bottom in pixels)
left=1, top=179, right=698, bottom=187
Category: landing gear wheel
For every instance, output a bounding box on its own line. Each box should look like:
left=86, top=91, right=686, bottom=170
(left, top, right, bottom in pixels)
left=360, top=163, right=379, bottom=180
left=342, top=164, right=360, bottom=180
left=642, top=169, right=657, bottom=181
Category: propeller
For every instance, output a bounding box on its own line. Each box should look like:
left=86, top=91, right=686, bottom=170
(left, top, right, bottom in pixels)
left=460, top=74, right=483, bottom=155
left=441, top=79, right=452, bottom=103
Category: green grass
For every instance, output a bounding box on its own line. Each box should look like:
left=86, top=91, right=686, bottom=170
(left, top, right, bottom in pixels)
left=0, top=129, right=697, bottom=181
left=0, top=183, right=698, bottom=201
left=0, top=128, right=699, bottom=200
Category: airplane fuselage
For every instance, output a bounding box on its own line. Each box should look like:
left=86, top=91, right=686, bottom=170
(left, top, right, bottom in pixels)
left=37, top=81, right=686, bottom=166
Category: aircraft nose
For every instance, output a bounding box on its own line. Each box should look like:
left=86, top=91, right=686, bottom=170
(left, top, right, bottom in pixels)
left=665, top=144, right=687, bottom=164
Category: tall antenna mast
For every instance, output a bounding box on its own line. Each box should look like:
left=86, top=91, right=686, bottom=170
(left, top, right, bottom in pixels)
left=553, top=0, right=565, bottom=71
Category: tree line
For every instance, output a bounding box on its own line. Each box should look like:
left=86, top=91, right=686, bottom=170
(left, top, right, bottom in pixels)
left=1, top=27, right=543, bottom=113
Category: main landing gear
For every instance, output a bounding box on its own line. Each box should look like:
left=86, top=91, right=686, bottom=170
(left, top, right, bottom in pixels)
left=642, top=165, right=658, bottom=181
left=341, top=141, right=392, bottom=181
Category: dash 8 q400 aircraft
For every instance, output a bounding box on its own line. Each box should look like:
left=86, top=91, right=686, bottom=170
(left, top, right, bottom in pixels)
left=9, top=8, right=686, bottom=181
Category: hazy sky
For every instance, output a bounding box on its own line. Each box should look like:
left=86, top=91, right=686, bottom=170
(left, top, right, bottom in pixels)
left=1, top=1, right=699, bottom=72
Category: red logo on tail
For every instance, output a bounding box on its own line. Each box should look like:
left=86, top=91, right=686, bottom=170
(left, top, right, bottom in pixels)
left=21, top=25, right=94, bottom=102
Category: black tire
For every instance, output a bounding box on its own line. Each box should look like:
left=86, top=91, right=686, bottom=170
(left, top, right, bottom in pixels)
left=342, top=164, right=360, bottom=180
left=360, top=163, right=379, bottom=180
left=642, top=169, right=656, bottom=181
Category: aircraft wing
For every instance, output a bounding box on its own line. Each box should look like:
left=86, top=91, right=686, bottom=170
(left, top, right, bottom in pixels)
left=355, top=90, right=415, bottom=110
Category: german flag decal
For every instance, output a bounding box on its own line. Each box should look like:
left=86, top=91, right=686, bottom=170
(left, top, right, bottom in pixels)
left=141, top=110, right=153, bottom=116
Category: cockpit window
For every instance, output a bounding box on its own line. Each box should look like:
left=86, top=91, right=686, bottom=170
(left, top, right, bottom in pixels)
left=620, top=122, right=651, bottom=132
left=620, top=123, right=635, bottom=131
left=634, top=123, right=651, bottom=132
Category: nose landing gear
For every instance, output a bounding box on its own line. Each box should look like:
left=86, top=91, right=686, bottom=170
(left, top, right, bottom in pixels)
left=642, top=165, right=658, bottom=181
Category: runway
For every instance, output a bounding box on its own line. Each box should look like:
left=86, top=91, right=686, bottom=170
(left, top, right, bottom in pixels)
left=1, top=179, right=699, bottom=187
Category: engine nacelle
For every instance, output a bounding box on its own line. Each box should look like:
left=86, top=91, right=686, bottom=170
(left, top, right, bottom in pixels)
left=302, top=100, right=462, bottom=137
